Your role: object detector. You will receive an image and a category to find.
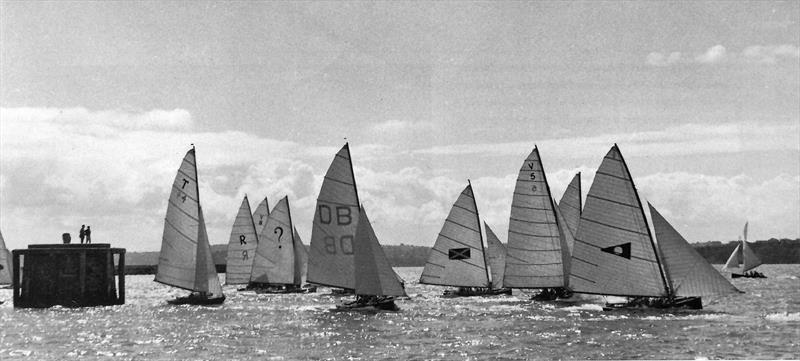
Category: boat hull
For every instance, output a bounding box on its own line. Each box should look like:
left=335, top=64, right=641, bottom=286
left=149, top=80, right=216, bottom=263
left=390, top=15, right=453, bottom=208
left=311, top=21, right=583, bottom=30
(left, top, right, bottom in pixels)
left=167, top=294, right=226, bottom=306
left=603, top=296, right=702, bottom=311
left=332, top=296, right=399, bottom=312
left=442, top=287, right=512, bottom=298
left=530, top=287, right=574, bottom=301
left=732, top=273, right=766, bottom=279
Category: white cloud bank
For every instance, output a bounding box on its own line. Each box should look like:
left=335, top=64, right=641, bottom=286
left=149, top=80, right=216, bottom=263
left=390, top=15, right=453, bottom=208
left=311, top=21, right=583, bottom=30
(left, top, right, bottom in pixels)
left=646, top=44, right=799, bottom=66
left=1, top=107, right=797, bottom=252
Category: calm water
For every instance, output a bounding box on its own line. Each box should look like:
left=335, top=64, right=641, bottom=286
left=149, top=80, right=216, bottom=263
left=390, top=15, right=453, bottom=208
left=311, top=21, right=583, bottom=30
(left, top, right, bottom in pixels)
left=1, top=265, right=798, bottom=360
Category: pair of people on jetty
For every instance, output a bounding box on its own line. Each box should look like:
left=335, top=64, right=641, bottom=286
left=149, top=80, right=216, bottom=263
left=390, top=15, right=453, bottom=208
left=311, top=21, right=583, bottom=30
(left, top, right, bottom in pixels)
left=79, top=225, right=92, bottom=244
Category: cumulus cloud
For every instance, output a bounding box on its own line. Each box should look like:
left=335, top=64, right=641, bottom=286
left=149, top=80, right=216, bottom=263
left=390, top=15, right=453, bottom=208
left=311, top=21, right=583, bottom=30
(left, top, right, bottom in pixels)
left=695, top=44, right=727, bottom=64
left=646, top=51, right=682, bottom=67
left=742, top=44, right=800, bottom=64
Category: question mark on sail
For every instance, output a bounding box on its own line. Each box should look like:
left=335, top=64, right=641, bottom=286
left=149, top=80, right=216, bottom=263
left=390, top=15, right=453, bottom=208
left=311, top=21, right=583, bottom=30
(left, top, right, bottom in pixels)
left=274, top=226, right=284, bottom=249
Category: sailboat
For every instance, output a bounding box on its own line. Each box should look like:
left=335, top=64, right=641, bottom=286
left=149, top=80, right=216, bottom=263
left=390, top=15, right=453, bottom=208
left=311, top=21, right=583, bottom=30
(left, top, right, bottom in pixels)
left=292, top=227, right=316, bottom=292
left=224, top=195, right=260, bottom=285
left=334, top=207, right=407, bottom=311
left=0, top=229, right=12, bottom=290
left=307, top=143, right=361, bottom=295
left=155, top=146, right=225, bottom=305
left=557, top=172, right=582, bottom=242
left=419, top=182, right=510, bottom=297
left=725, top=222, right=766, bottom=278
left=504, top=147, right=573, bottom=301
left=484, top=223, right=508, bottom=291
left=569, top=144, right=740, bottom=310
left=252, top=197, right=271, bottom=232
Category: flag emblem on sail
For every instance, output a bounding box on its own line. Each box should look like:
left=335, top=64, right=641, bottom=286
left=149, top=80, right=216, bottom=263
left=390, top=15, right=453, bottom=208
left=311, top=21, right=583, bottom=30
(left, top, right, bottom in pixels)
left=504, top=147, right=569, bottom=289
left=420, top=183, right=490, bottom=288
left=448, top=248, right=471, bottom=260
left=250, top=196, right=296, bottom=285
left=569, top=145, right=667, bottom=297
left=307, top=144, right=360, bottom=290
left=224, top=195, right=260, bottom=284
left=601, top=243, right=632, bottom=259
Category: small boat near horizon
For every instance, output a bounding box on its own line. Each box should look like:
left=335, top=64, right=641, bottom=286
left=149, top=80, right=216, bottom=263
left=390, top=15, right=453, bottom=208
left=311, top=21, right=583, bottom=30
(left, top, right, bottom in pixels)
left=569, top=144, right=740, bottom=311
left=725, top=222, right=766, bottom=279
left=155, top=146, right=225, bottom=305
left=419, top=181, right=511, bottom=297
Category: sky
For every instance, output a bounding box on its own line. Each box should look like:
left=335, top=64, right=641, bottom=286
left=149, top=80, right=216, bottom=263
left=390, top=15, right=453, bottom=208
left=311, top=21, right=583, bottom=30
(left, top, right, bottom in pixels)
left=1, top=1, right=798, bottom=252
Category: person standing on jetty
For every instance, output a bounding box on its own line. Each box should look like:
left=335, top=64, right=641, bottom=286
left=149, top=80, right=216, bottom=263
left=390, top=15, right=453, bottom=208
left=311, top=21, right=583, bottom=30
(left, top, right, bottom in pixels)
left=79, top=225, right=86, bottom=244
left=85, top=226, right=92, bottom=244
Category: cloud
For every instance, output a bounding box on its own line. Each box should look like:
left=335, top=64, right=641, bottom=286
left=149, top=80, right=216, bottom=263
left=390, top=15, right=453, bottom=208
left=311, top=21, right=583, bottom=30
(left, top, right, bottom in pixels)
left=742, top=44, right=800, bottom=64
left=372, top=119, right=434, bottom=134
left=695, top=45, right=727, bottom=64
left=646, top=51, right=682, bottom=67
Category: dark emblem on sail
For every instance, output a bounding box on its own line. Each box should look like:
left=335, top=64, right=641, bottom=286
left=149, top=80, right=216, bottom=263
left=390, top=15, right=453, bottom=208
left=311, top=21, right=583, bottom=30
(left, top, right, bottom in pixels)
left=448, top=248, right=471, bottom=260
left=601, top=242, right=631, bottom=259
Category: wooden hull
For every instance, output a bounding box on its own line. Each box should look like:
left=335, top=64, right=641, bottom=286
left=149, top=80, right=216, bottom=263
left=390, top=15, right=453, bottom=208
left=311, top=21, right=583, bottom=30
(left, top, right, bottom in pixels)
left=332, top=297, right=399, bottom=312
left=442, top=287, right=512, bottom=298
left=531, top=287, right=574, bottom=301
left=167, top=294, right=225, bottom=305
left=603, top=296, right=702, bottom=311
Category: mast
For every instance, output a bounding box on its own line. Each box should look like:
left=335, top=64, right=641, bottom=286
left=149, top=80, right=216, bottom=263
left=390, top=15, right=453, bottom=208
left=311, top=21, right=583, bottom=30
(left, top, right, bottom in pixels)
left=468, top=180, right=491, bottom=288
left=615, top=144, right=671, bottom=297
left=345, top=143, right=361, bottom=207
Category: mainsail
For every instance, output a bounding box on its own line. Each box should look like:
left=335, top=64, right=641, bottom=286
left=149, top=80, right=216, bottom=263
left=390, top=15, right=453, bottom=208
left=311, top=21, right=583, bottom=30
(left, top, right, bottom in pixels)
left=649, top=203, right=740, bottom=297
left=353, top=208, right=407, bottom=297
left=250, top=196, right=296, bottom=285
left=292, top=227, right=307, bottom=285
left=419, top=183, right=490, bottom=288
left=307, top=143, right=360, bottom=289
left=0, top=230, right=12, bottom=285
left=224, top=195, right=260, bottom=284
left=558, top=172, right=582, bottom=238
left=504, top=147, right=569, bottom=289
left=484, top=223, right=506, bottom=290
left=252, top=197, right=271, bottom=232
left=155, top=148, right=223, bottom=297
left=724, top=222, right=763, bottom=272
left=569, top=144, right=668, bottom=297
left=724, top=244, right=742, bottom=270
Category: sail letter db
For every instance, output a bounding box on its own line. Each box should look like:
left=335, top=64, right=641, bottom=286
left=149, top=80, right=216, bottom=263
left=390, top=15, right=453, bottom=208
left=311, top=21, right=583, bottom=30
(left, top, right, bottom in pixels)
left=448, top=248, right=471, bottom=260
left=601, top=243, right=631, bottom=259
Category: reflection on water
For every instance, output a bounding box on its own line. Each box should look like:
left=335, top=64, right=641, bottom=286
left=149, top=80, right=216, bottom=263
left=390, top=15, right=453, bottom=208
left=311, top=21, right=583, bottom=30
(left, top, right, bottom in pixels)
left=1, top=265, right=799, bottom=359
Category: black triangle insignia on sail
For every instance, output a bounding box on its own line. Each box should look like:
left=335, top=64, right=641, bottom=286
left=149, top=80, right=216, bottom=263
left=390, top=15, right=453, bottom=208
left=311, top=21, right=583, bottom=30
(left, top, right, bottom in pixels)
left=601, top=243, right=631, bottom=259
left=448, top=248, right=471, bottom=260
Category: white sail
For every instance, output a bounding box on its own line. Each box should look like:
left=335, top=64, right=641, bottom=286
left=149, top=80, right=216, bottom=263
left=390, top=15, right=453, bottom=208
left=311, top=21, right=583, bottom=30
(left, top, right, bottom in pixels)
left=742, top=240, right=763, bottom=272
left=224, top=195, right=260, bottom=284
left=484, top=222, right=506, bottom=290
left=155, top=148, right=223, bottom=297
left=553, top=197, right=574, bottom=285
left=558, top=172, right=582, bottom=238
left=504, top=147, right=568, bottom=289
left=353, top=208, right=407, bottom=297
left=569, top=145, right=668, bottom=297
left=307, top=144, right=360, bottom=290
left=0, top=230, right=12, bottom=285
left=743, top=222, right=748, bottom=242
left=724, top=244, right=742, bottom=269
left=292, top=227, right=307, bottom=285
left=649, top=203, right=740, bottom=297
left=252, top=196, right=271, bottom=232
left=250, top=196, right=296, bottom=285
left=420, top=183, right=489, bottom=288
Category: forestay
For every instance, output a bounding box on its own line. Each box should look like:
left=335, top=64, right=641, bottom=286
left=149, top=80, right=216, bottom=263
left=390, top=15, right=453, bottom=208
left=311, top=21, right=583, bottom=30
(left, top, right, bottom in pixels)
left=252, top=197, right=271, bottom=232
left=307, top=144, right=360, bottom=289
left=484, top=223, right=506, bottom=290
left=224, top=195, right=260, bottom=285
left=504, top=147, right=568, bottom=289
left=250, top=196, right=296, bottom=285
left=155, top=148, right=223, bottom=297
left=0, top=230, right=11, bottom=285
left=420, top=183, right=489, bottom=288
left=569, top=145, right=668, bottom=297
left=292, top=227, right=307, bottom=285
left=649, top=203, right=740, bottom=297
left=558, top=172, right=582, bottom=238
left=353, top=208, right=406, bottom=297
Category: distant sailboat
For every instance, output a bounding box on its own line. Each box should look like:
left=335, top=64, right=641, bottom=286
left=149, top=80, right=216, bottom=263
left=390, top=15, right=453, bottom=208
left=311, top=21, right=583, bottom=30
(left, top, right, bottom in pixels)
left=569, top=144, right=739, bottom=310
left=484, top=223, right=507, bottom=290
left=307, top=143, right=360, bottom=294
left=224, top=195, right=260, bottom=285
left=419, top=182, right=510, bottom=297
left=334, top=207, right=407, bottom=311
left=557, top=172, right=582, bottom=246
left=725, top=222, right=766, bottom=278
left=0, top=229, right=12, bottom=289
left=155, top=147, right=225, bottom=305
left=504, top=147, right=572, bottom=300
left=248, top=196, right=310, bottom=293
